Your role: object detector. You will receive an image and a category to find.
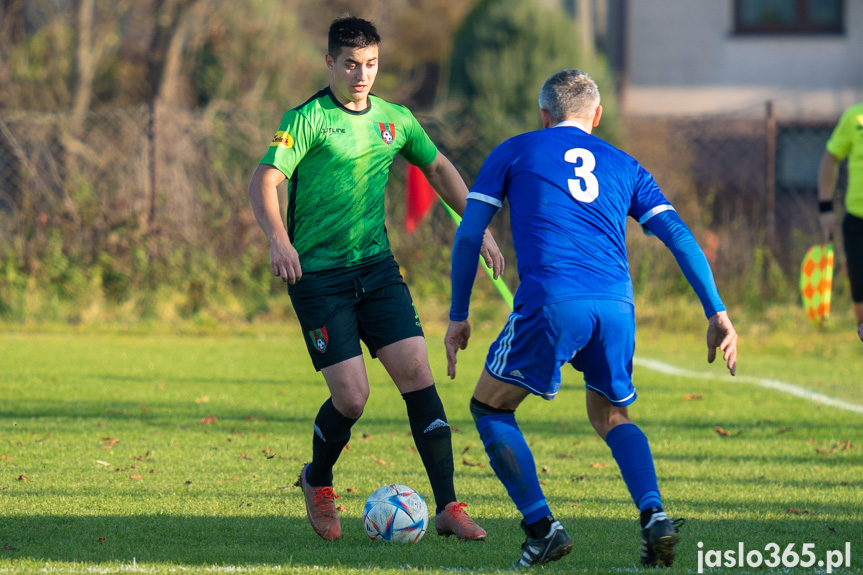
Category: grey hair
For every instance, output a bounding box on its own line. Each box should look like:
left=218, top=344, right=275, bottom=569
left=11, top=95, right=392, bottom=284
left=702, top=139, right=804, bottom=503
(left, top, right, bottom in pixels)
left=538, top=69, right=600, bottom=124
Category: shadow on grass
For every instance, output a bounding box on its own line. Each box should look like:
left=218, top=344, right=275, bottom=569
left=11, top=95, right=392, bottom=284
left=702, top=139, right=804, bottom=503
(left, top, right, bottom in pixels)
left=1, top=515, right=860, bottom=571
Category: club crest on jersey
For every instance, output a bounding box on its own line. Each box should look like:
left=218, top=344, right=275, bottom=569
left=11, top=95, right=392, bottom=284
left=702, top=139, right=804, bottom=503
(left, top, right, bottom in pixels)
left=309, top=327, right=329, bottom=354
left=378, top=122, right=395, bottom=145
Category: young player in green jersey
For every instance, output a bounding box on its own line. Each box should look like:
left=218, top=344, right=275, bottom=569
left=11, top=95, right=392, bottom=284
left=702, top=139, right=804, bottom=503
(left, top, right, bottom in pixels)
left=819, top=102, right=863, bottom=341
left=248, top=15, right=504, bottom=542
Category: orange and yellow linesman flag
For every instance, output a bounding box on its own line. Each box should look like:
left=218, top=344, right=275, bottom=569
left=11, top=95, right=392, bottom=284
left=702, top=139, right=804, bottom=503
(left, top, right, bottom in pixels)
left=799, top=243, right=834, bottom=325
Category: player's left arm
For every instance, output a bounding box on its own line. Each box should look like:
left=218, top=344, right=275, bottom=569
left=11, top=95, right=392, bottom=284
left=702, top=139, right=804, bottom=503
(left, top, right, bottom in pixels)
left=644, top=210, right=738, bottom=375
left=420, top=153, right=504, bottom=279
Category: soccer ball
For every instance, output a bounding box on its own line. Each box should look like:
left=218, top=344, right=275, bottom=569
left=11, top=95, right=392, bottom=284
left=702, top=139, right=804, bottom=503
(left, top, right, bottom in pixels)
left=362, top=484, right=428, bottom=543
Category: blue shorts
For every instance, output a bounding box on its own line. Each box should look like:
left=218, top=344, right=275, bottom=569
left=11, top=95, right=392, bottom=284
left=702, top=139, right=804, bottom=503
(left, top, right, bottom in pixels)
left=485, top=299, right=636, bottom=405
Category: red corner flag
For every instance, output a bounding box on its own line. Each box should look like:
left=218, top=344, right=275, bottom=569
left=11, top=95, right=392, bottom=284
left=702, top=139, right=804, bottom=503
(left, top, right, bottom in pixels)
left=405, top=164, right=437, bottom=233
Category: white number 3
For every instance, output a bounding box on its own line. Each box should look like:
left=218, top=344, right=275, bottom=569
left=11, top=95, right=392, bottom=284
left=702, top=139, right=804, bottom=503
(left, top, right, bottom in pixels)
left=564, top=148, right=599, bottom=203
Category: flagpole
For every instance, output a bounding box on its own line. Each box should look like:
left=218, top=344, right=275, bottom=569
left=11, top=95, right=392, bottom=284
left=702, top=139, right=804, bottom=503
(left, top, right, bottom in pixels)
left=441, top=200, right=515, bottom=310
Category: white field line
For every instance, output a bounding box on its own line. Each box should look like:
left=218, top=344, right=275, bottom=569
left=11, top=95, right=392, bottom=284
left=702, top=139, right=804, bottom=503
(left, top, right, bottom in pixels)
left=634, top=356, right=863, bottom=415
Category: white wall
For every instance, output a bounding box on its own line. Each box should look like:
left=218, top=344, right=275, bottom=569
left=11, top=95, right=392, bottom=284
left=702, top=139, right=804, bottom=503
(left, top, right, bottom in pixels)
left=624, top=0, right=863, bottom=118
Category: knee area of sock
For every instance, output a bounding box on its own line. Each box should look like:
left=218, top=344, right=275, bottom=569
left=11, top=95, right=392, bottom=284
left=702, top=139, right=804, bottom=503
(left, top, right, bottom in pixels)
left=603, top=422, right=645, bottom=449
left=470, top=397, right=514, bottom=424
left=335, top=401, right=365, bottom=420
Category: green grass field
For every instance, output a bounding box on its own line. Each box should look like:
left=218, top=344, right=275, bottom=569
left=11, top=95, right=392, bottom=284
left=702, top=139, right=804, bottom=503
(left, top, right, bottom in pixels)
left=1, top=320, right=861, bottom=574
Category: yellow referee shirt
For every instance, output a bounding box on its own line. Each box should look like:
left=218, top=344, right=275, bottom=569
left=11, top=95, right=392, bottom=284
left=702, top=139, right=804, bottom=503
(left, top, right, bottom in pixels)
left=826, top=102, right=863, bottom=218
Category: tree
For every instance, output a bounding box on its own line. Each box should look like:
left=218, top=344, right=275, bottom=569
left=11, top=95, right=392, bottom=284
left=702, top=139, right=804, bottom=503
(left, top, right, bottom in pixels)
left=446, top=0, right=619, bottom=153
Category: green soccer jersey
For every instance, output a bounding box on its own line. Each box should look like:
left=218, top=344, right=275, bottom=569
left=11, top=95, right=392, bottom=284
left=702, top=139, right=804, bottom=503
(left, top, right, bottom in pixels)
left=826, top=102, right=863, bottom=218
left=260, top=87, right=439, bottom=272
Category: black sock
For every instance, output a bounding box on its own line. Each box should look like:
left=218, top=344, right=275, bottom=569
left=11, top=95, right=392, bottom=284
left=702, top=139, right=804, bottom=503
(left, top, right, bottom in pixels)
left=307, top=397, right=358, bottom=487
left=640, top=506, right=665, bottom=528
left=402, top=385, right=456, bottom=512
left=525, top=515, right=554, bottom=538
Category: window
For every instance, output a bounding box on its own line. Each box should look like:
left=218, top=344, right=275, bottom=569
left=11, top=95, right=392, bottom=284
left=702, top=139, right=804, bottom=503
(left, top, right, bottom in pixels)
left=734, top=0, right=844, bottom=34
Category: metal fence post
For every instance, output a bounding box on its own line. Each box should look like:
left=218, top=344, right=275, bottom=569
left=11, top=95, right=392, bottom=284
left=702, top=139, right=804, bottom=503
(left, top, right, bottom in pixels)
left=148, top=97, right=159, bottom=264
left=765, top=100, right=776, bottom=254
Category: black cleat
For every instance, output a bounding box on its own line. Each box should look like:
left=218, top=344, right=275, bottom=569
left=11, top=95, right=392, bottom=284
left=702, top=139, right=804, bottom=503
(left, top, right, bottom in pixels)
left=516, top=519, right=573, bottom=567
left=640, top=509, right=684, bottom=567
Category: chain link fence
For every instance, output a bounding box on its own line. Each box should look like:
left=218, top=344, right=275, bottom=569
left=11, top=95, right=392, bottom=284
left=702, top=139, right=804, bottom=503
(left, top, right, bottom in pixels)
left=0, top=102, right=844, bottom=320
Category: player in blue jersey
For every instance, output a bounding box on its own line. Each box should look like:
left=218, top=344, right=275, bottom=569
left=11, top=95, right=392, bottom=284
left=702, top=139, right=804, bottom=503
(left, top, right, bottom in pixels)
left=445, top=70, right=738, bottom=568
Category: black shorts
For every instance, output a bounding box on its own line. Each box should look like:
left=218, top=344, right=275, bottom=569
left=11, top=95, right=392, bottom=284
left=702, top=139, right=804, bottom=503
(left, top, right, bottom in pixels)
left=289, top=255, right=424, bottom=370
left=843, top=213, right=863, bottom=303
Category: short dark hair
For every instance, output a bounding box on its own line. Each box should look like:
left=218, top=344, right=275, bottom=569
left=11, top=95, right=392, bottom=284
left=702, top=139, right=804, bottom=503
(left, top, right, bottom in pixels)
left=328, top=16, right=381, bottom=57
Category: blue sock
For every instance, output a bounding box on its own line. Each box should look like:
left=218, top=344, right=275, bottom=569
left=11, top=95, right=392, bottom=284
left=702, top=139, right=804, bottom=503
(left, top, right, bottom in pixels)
left=474, top=412, right=550, bottom=524
left=605, top=423, right=662, bottom=512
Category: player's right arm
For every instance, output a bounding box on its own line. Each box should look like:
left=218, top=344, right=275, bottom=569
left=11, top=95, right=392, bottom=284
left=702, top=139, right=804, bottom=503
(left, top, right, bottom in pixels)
left=248, top=164, right=301, bottom=284
left=818, top=151, right=840, bottom=243
left=819, top=109, right=853, bottom=244
left=249, top=110, right=317, bottom=284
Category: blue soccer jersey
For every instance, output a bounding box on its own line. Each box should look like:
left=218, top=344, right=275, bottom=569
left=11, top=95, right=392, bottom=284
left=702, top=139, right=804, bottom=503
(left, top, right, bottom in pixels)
left=467, top=123, right=673, bottom=312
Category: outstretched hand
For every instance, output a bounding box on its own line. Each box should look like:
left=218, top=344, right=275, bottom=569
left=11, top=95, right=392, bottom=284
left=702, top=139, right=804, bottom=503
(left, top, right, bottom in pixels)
left=444, top=320, right=472, bottom=379
left=480, top=229, right=505, bottom=279
left=707, top=310, right=737, bottom=376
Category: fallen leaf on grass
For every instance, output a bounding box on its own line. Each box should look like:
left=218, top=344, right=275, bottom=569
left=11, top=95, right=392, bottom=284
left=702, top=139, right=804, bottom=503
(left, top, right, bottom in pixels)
left=575, top=475, right=586, bottom=481
left=714, top=427, right=743, bottom=437
left=840, top=439, right=852, bottom=451
left=337, top=504, right=347, bottom=512
left=236, top=453, right=252, bottom=460
left=1, top=456, right=14, bottom=461
left=815, top=447, right=836, bottom=455
left=132, top=451, right=151, bottom=461
left=451, top=426, right=462, bottom=433
left=346, top=488, right=358, bottom=493
left=98, top=537, right=106, bottom=544
left=16, top=475, right=27, bottom=482
left=556, top=454, right=574, bottom=460
left=245, top=415, right=266, bottom=422
left=362, top=433, right=373, bottom=441
left=787, top=508, right=810, bottom=515
left=342, top=444, right=351, bottom=451
left=776, top=427, right=793, bottom=434
left=200, top=416, right=217, bottom=425
left=406, top=446, right=417, bottom=452
left=129, top=475, right=143, bottom=480
left=228, top=477, right=240, bottom=481
left=195, top=396, right=209, bottom=404
left=3, top=543, right=18, bottom=551
left=263, top=448, right=275, bottom=459
left=683, top=394, right=703, bottom=401
left=461, top=446, right=471, bottom=454
left=462, top=458, right=485, bottom=468
left=825, top=521, right=836, bottom=533
left=370, top=455, right=393, bottom=466
left=541, top=466, right=550, bottom=474
left=139, top=404, right=151, bottom=414
left=590, top=463, right=607, bottom=469
left=101, top=437, right=120, bottom=449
